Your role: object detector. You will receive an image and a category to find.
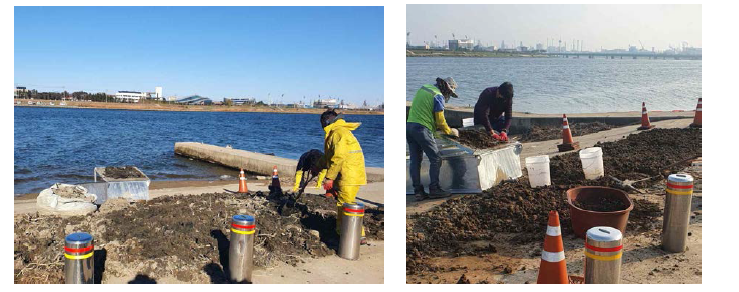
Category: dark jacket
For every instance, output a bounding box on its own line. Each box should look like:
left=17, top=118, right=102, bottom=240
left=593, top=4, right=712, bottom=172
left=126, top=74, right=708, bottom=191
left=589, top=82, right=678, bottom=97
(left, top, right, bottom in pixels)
left=297, top=149, right=323, bottom=173
left=473, top=86, right=513, bottom=132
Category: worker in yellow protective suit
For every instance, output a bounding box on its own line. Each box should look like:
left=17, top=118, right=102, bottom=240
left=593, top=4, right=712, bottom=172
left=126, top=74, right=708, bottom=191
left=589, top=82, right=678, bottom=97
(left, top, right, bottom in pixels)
left=291, top=149, right=328, bottom=192
left=317, top=109, right=367, bottom=243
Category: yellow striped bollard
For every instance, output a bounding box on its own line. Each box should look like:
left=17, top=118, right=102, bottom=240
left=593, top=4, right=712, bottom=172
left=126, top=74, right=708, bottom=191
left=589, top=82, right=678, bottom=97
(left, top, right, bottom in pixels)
left=662, top=174, right=694, bottom=252
left=339, top=202, right=364, bottom=260
left=584, top=227, right=623, bottom=284
left=64, top=232, right=94, bottom=284
left=228, top=214, right=255, bottom=284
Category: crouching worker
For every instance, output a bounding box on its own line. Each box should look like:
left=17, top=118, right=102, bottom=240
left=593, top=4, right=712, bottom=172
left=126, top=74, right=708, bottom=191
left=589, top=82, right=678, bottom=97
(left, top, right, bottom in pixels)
left=292, top=149, right=328, bottom=193
left=317, top=109, right=368, bottom=244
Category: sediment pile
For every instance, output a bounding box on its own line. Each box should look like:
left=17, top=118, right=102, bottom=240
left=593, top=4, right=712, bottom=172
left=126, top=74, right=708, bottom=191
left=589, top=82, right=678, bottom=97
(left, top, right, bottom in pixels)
left=407, top=127, right=700, bottom=275
left=453, top=129, right=504, bottom=149
left=15, top=191, right=383, bottom=283
left=103, top=166, right=145, bottom=179
left=519, top=122, right=614, bottom=142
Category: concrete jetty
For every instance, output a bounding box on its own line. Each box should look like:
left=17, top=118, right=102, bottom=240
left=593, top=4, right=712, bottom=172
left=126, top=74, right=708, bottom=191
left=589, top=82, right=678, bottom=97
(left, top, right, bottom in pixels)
left=174, top=142, right=384, bottom=182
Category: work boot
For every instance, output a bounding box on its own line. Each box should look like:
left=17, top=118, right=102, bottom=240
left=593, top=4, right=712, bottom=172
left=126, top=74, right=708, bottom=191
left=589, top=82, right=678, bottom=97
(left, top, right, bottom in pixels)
left=414, top=188, right=429, bottom=201
left=428, top=186, right=451, bottom=198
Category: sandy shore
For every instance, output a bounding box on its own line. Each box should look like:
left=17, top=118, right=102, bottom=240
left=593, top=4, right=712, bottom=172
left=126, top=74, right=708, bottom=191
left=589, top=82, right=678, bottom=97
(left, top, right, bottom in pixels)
left=14, top=99, right=383, bottom=115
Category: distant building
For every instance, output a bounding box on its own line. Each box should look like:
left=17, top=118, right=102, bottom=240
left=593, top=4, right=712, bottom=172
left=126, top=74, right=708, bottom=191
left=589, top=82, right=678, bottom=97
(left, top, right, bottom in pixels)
left=536, top=43, right=544, bottom=51
left=177, top=95, right=212, bottom=105
left=449, top=39, right=474, bottom=51
left=115, top=91, right=146, bottom=103
left=229, top=98, right=257, bottom=105
left=313, top=98, right=339, bottom=109
left=408, top=44, right=430, bottom=50
left=14, top=86, right=27, bottom=98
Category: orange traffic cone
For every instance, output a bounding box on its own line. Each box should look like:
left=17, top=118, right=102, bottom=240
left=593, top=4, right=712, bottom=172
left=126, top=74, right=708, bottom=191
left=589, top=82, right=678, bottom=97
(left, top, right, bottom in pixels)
left=557, top=114, right=580, bottom=152
left=237, top=169, right=248, bottom=193
left=536, top=211, right=569, bottom=284
left=637, top=102, right=655, bottom=130
left=690, top=98, right=702, bottom=128
left=269, top=166, right=282, bottom=194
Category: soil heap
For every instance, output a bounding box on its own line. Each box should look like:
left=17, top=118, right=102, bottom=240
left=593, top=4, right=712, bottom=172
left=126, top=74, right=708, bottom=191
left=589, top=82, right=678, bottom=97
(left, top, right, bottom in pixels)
left=519, top=122, right=614, bottom=142
left=453, top=129, right=504, bottom=149
left=104, top=166, right=145, bottom=179
left=407, top=127, right=700, bottom=275
left=15, top=191, right=383, bottom=283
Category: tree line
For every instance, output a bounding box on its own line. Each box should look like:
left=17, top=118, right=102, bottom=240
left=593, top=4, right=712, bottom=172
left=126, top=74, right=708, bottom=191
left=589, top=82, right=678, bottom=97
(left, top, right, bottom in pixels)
left=16, top=90, right=112, bottom=102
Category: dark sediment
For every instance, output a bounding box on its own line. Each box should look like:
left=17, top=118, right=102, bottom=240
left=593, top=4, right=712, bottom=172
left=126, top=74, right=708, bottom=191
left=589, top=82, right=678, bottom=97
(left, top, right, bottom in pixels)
left=453, top=129, right=504, bottom=149
left=572, top=194, right=629, bottom=212
left=15, top=191, right=383, bottom=283
left=519, top=122, right=614, bottom=143
left=407, top=128, right=701, bottom=276
left=104, top=166, right=145, bottom=179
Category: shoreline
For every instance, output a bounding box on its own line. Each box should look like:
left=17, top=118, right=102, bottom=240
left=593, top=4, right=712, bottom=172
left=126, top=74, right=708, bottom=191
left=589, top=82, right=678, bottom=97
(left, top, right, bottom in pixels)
left=13, top=99, right=383, bottom=115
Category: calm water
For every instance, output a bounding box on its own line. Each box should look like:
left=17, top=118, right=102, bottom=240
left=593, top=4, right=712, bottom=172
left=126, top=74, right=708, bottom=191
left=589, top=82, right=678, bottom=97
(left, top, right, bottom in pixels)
left=14, top=107, right=384, bottom=195
left=407, top=57, right=702, bottom=114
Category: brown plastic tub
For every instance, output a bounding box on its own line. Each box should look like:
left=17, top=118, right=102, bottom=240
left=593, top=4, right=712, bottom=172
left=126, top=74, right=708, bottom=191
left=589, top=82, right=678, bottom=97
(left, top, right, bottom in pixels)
left=567, top=186, right=634, bottom=238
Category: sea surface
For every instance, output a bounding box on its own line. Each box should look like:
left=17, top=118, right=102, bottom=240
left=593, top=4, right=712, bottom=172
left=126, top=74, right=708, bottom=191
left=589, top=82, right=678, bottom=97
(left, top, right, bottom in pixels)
left=407, top=57, right=702, bottom=114
left=14, top=107, right=384, bottom=195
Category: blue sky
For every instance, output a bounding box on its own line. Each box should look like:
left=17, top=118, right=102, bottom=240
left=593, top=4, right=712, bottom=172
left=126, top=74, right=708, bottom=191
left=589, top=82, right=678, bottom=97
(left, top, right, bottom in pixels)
left=15, top=6, right=384, bottom=104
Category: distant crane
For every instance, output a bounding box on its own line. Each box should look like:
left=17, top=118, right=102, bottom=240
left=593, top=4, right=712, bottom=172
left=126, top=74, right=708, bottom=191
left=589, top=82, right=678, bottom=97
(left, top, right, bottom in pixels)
left=452, top=33, right=456, bottom=40
left=639, top=40, right=645, bottom=51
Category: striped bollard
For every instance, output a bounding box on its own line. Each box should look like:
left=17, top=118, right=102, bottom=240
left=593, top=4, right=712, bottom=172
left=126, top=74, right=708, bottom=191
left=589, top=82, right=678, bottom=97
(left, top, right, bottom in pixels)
left=64, top=232, right=94, bottom=284
left=662, top=174, right=694, bottom=252
left=584, top=227, right=623, bottom=284
left=229, top=215, right=255, bottom=283
left=338, top=202, right=364, bottom=260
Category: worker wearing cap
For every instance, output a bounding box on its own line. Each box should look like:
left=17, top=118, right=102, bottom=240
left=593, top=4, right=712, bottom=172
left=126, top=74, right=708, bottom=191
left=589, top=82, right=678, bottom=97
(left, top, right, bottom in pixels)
left=317, top=109, right=367, bottom=242
left=474, top=82, right=515, bottom=141
left=406, top=77, right=460, bottom=201
left=292, top=149, right=328, bottom=193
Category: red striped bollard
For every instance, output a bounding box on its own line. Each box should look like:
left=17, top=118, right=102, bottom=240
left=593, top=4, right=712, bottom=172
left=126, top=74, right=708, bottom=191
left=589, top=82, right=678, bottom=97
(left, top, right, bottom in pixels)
left=229, top=215, right=256, bottom=283
left=64, top=232, right=94, bottom=284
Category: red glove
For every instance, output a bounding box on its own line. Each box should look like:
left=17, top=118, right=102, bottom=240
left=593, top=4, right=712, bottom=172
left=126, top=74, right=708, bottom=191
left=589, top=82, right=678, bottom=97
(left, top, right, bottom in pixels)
left=500, top=132, right=508, bottom=141
left=325, top=189, right=336, bottom=198
left=492, top=133, right=500, bottom=140
left=323, top=179, right=334, bottom=191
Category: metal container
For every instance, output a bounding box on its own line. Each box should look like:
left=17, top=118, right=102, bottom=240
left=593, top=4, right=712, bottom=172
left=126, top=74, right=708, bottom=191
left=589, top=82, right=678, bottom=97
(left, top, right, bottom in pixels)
left=662, top=173, right=694, bottom=253
left=567, top=186, right=633, bottom=238
left=405, top=137, right=522, bottom=194
left=229, top=215, right=255, bottom=283
left=339, top=202, right=364, bottom=260
left=87, top=166, right=150, bottom=204
left=584, top=226, right=623, bottom=284
left=64, top=232, right=94, bottom=284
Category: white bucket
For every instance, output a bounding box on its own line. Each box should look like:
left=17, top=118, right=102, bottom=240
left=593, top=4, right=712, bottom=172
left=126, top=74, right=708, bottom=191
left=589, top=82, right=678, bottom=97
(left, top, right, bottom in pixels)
left=525, top=155, right=551, bottom=187
left=579, top=147, right=604, bottom=180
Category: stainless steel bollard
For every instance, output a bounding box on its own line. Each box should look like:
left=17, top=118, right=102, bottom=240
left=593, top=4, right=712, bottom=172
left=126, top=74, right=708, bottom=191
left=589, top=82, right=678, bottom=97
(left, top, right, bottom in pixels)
left=584, top=226, right=623, bottom=284
left=229, top=214, right=256, bottom=284
left=662, top=173, right=694, bottom=252
left=338, top=202, right=364, bottom=260
left=64, top=232, right=94, bottom=284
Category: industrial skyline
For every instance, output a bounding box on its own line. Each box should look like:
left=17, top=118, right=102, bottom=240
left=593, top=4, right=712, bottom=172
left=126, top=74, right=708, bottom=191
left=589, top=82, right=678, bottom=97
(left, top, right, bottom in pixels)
left=407, top=4, right=701, bottom=53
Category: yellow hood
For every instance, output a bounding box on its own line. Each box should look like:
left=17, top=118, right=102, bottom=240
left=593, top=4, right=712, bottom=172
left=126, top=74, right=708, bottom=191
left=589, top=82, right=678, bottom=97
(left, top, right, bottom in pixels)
left=324, top=119, right=361, bottom=138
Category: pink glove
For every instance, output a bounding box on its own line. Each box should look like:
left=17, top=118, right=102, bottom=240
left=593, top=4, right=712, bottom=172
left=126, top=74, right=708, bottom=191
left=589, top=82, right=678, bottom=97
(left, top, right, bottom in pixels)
left=500, top=132, right=509, bottom=141
left=492, top=133, right=500, bottom=140
left=323, top=179, right=334, bottom=191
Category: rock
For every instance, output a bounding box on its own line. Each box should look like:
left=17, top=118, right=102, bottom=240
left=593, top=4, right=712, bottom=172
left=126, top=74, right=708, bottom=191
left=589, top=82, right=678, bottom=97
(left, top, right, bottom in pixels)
left=457, top=274, right=471, bottom=284
left=503, top=266, right=513, bottom=274
left=220, top=175, right=231, bottom=180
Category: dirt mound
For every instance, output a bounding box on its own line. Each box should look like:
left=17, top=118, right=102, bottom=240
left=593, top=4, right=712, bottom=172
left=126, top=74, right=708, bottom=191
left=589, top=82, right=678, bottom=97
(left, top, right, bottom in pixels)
left=453, top=129, right=504, bottom=149
left=519, top=122, right=615, bottom=142
left=104, top=166, right=145, bottom=179
left=407, top=128, right=700, bottom=276
left=549, top=128, right=702, bottom=185
left=572, top=194, right=629, bottom=212
left=15, top=191, right=383, bottom=283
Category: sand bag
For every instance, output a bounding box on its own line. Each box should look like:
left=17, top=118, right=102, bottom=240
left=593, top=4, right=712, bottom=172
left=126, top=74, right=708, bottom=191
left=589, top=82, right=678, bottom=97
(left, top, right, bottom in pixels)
left=36, top=183, right=98, bottom=216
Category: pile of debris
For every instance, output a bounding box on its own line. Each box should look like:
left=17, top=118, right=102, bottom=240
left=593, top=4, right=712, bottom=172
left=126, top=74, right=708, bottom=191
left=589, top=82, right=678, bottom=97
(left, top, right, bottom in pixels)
left=15, top=191, right=383, bottom=283
left=407, top=128, right=700, bottom=275
left=453, top=129, right=505, bottom=149
left=519, top=122, right=615, bottom=143
left=103, top=166, right=146, bottom=179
